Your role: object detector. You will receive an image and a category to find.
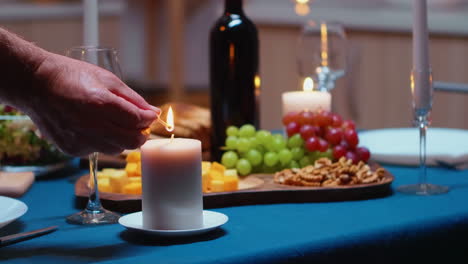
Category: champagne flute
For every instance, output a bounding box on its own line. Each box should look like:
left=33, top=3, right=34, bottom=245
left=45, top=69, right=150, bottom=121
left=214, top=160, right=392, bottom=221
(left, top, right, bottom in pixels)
left=65, top=46, right=121, bottom=224
left=397, top=0, right=448, bottom=195
left=396, top=70, right=449, bottom=195
left=297, top=20, right=347, bottom=91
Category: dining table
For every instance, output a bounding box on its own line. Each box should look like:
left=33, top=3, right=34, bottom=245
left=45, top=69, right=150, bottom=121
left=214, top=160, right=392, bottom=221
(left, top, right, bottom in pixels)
left=1, top=160, right=468, bottom=264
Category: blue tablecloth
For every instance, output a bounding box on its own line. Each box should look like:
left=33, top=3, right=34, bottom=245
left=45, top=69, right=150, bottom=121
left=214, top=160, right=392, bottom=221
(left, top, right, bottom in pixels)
left=1, top=164, right=468, bottom=264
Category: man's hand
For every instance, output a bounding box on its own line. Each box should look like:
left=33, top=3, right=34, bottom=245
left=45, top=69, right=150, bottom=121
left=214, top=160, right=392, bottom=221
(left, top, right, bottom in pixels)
left=24, top=52, right=159, bottom=156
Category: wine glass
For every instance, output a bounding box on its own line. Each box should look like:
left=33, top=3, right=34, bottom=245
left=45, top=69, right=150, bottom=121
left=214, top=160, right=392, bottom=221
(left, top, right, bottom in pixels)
left=396, top=70, right=449, bottom=195
left=297, top=20, right=347, bottom=91
left=65, top=46, right=122, bottom=224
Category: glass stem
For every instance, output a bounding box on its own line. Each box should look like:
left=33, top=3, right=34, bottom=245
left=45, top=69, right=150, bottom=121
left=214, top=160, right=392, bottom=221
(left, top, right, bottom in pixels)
left=86, top=152, right=102, bottom=213
left=418, top=115, right=428, bottom=189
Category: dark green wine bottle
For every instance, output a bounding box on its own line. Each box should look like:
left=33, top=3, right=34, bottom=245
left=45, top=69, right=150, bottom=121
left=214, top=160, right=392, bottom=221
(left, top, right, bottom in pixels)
left=209, top=0, right=259, bottom=161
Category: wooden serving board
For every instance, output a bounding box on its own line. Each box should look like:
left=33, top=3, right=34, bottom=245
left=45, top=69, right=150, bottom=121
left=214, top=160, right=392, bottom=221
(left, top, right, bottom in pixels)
left=74, top=164, right=394, bottom=213
left=78, top=151, right=211, bottom=170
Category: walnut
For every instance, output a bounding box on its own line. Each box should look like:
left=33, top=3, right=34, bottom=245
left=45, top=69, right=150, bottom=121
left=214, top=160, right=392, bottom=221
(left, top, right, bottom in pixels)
left=339, top=174, right=351, bottom=184
left=299, top=180, right=321, bottom=187
left=362, top=173, right=379, bottom=184
left=273, top=157, right=387, bottom=187
left=322, top=179, right=340, bottom=187
left=300, top=173, right=323, bottom=182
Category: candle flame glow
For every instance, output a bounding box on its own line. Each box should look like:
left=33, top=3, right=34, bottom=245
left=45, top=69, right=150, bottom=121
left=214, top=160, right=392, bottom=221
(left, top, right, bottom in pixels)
left=166, top=106, right=174, bottom=132
left=410, top=72, right=415, bottom=95
left=254, top=74, right=261, bottom=97
left=303, top=77, right=314, bottom=92
left=254, top=75, right=261, bottom=88
left=294, top=3, right=310, bottom=16
left=320, top=22, right=329, bottom=67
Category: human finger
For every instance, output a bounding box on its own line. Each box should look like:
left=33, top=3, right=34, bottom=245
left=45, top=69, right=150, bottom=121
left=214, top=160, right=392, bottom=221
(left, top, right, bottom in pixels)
left=98, top=125, right=149, bottom=151
left=98, top=91, right=158, bottom=130
left=108, top=81, right=161, bottom=114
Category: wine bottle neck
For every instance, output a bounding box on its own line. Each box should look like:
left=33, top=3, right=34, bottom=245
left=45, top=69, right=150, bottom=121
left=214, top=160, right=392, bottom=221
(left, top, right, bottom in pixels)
left=224, top=0, right=244, bottom=15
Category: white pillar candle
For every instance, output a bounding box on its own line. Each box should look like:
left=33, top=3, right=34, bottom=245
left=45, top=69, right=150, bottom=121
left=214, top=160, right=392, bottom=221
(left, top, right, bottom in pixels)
left=83, top=0, right=99, bottom=46
left=141, top=138, right=203, bottom=230
left=282, top=77, right=331, bottom=115
left=282, top=91, right=331, bottom=115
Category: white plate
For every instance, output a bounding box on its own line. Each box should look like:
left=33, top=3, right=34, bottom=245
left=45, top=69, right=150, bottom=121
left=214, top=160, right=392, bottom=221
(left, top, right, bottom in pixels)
left=119, top=210, right=228, bottom=237
left=1, top=159, right=74, bottom=178
left=359, top=128, right=468, bottom=166
left=0, top=196, right=28, bottom=229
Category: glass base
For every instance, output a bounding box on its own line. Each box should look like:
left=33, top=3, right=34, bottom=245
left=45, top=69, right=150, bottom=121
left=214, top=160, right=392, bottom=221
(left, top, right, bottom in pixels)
left=397, top=183, right=449, bottom=196
left=66, top=208, right=120, bottom=225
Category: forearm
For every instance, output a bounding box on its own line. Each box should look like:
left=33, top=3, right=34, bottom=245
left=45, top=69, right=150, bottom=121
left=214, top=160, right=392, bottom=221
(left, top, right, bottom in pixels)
left=0, top=27, right=49, bottom=110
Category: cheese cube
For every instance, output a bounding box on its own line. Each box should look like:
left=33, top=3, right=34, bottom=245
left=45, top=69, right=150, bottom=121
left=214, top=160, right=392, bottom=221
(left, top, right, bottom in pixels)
left=96, top=172, right=109, bottom=179
left=202, top=161, right=212, bottom=173
left=97, top=178, right=112, bottom=193
left=223, top=175, right=239, bottom=192
left=89, top=171, right=112, bottom=188
left=101, top=168, right=117, bottom=175
left=108, top=169, right=127, bottom=178
left=211, top=162, right=226, bottom=174
left=208, top=170, right=223, bottom=182
left=136, top=162, right=141, bottom=176
left=224, top=169, right=238, bottom=177
left=126, top=151, right=141, bottom=163
left=210, top=180, right=224, bottom=192
left=109, top=170, right=128, bottom=193
left=125, top=163, right=140, bottom=177
left=122, top=182, right=142, bottom=195
left=128, top=177, right=141, bottom=184
left=202, top=173, right=210, bottom=193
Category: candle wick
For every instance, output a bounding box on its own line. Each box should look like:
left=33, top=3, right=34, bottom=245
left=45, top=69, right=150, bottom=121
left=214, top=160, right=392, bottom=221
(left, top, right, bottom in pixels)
left=170, top=134, right=174, bottom=143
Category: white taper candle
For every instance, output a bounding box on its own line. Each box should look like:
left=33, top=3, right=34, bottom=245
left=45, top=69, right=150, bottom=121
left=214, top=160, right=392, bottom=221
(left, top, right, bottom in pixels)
left=83, top=0, right=99, bottom=46
left=413, top=0, right=429, bottom=71
left=412, top=0, right=432, bottom=114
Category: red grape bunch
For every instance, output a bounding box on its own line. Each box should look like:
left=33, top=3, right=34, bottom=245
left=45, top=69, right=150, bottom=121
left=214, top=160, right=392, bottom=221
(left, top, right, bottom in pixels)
left=283, top=110, right=370, bottom=164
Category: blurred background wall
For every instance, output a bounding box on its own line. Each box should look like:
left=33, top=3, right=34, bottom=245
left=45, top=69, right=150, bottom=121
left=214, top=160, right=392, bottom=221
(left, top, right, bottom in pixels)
left=0, top=0, right=467, bottom=130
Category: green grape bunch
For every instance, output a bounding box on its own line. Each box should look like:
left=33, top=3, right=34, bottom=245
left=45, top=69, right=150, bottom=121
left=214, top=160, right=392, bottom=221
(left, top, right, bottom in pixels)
left=219, top=124, right=333, bottom=176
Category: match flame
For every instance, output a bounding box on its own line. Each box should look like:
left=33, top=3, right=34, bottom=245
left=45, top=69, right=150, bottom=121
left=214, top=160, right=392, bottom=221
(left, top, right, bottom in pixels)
left=166, top=106, right=174, bottom=132
left=303, top=77, right=314, bottom=92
